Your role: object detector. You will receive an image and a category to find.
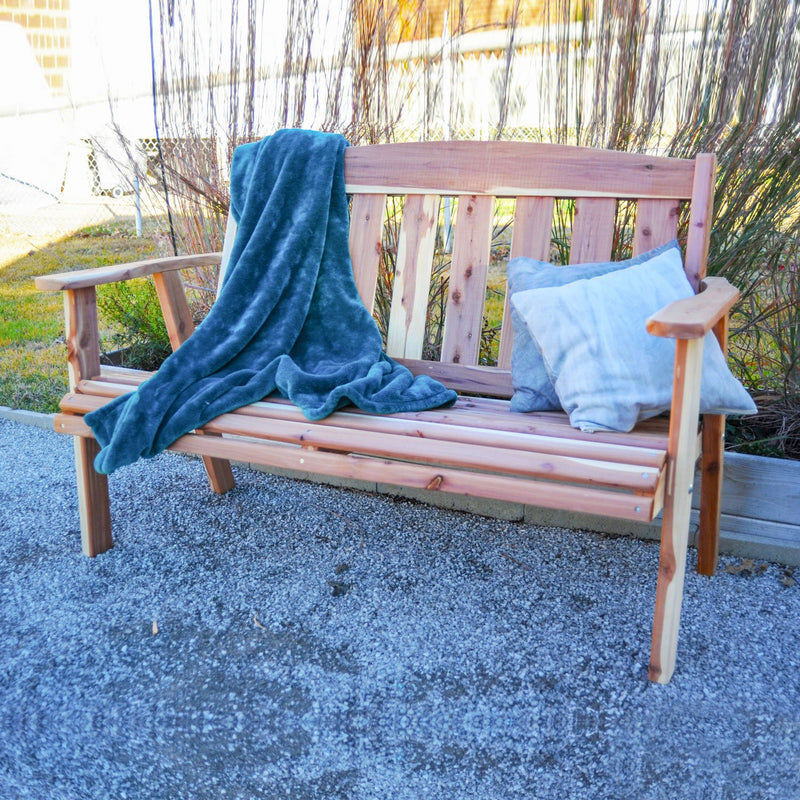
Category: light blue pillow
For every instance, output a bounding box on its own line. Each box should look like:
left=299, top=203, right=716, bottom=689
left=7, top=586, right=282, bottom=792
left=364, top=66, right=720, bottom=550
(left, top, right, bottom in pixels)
left=509, top=245, right=756, bottom=433
left=507, top=240, right=679, bottom=412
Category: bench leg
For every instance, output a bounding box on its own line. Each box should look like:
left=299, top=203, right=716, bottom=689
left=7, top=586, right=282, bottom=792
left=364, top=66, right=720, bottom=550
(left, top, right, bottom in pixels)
left=201, top=454, right=236, bottom=494
left=697, top=414, right=725, bottom=576
left=196, top=432, right=236, bottom=493
left=697, top=315, right=729, bottom=576
left=74, top=436, right=113, bottom=556
left=649, top=337, right=704, bottom=684
left=152, top=273, right=237, bottom=496
left=650, top=480, right=693, bottom=684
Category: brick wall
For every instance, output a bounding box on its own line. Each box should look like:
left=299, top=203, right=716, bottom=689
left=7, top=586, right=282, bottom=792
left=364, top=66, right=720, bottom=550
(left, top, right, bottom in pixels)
left=423, top=0, right=548, bottom=34
left=0, top=0, right=71, bottom=94
left=389, top=0, right=606, bottom=41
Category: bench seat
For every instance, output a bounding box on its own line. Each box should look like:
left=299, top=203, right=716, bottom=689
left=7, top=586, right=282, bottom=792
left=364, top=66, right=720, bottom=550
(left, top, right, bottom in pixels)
left=57, top=366, right=682, bottom=525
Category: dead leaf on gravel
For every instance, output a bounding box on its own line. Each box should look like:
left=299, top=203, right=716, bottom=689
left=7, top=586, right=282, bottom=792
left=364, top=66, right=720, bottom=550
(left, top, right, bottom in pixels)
left=253, top=613, right=265, bottom=629
left=781, top=569, right=796, bottom=588
left=724, top=558, right=768, bottom=577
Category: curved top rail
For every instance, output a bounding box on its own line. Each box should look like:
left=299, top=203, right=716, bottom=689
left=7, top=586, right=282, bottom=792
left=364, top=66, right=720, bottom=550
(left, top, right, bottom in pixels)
left=344, top=141, right=699, bottom=199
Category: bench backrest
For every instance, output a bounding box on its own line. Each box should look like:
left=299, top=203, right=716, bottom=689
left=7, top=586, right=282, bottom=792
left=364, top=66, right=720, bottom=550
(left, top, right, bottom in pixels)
left=223, top=141, right=716, bottom=398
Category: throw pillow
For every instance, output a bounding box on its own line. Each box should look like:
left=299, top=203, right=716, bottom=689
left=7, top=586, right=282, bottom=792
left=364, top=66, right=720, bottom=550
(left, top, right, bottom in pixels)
left=509, top=246, right=756, bottom=432
left=507, top=239, right=679, bottom=412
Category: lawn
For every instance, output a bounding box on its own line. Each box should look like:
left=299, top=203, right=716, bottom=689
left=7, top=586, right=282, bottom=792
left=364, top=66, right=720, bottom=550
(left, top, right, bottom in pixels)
left=0, top=223, right=159, bottom=413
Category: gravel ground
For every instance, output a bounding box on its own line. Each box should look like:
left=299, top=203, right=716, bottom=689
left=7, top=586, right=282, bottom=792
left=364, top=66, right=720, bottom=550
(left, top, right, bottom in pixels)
left=0, top=416, right=798, bottom=799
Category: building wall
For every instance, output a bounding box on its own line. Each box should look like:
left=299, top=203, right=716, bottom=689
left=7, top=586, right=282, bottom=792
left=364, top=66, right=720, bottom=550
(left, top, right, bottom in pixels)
left=399, top=0, right=589, bottom=39
left=0, top=0, right=71, bottom=94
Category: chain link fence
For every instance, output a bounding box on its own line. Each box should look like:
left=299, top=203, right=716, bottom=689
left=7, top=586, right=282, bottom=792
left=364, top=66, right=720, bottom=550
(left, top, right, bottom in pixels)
left=0, top=136, right=172, bottom=252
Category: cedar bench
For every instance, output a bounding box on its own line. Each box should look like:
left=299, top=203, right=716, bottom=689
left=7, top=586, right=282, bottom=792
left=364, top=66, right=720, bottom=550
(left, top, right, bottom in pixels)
left=36, top=141, right=740, bottom=683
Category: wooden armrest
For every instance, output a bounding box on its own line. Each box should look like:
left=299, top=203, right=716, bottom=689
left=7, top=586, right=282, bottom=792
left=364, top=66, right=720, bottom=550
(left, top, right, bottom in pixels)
left=646, top=276, right=739, bottom=339
left=34, top=252, right=223, bottom=292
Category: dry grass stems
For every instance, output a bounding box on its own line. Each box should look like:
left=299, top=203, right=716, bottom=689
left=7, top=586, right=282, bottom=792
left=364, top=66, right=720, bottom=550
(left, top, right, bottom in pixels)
left=106, top=0, right=798, bottom=455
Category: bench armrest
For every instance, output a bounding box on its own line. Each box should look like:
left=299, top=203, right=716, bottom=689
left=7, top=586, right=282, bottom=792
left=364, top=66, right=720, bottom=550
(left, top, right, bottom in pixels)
left=34, top=252, right=223, bottom=292
left=646, top=276, right=739, bottom=339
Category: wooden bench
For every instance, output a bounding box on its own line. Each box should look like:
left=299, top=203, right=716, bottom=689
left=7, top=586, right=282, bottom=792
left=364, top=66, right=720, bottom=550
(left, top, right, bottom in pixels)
left=36, top=141, right=740, bottom=683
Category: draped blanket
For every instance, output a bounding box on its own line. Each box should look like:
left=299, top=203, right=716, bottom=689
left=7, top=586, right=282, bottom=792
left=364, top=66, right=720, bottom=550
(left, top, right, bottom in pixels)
left=86, top=129, right=457, bottom=474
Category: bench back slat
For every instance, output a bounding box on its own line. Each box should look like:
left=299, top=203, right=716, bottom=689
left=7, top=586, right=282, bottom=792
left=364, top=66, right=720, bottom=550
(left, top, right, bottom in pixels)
left=348, top=192, right=386, bottom=313
left=343, top=143, right=713, bottom=397
left=441, top=194, right=494, bottom=365
left=633, top=198, right=681, bottom=256
left=497, top=195, right=556, bottom=368
left=386, top=194, right=440, bottom=359
left=569, top=197, right=617, bottom=264
left=684, top=152, right=716, bottom=291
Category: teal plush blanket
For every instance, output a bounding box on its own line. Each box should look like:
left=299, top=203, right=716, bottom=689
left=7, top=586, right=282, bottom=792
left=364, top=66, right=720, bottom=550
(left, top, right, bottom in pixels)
left=86, top=129, right=457, bottom=474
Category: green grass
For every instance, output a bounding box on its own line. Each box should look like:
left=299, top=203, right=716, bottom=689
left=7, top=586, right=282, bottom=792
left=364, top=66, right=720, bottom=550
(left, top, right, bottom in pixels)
left=0, top=223, right=159, bottom=413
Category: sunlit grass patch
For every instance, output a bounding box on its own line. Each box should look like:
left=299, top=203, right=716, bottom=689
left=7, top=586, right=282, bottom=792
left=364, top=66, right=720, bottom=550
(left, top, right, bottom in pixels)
left=0, top=223, right=159, bottom=413
left=0, top=342, right=67, bottom=414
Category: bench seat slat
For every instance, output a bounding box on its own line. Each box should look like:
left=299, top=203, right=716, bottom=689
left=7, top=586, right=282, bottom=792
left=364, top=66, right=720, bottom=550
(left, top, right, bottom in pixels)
left=199, top=413, right=662, bottom=493
left=62, top=394, right=666, bottom=492
left=84, top=370, right=674, bottom=452
left=74, top=379, right=670, bottom=462
left=55, top=413, right=658, bottom=523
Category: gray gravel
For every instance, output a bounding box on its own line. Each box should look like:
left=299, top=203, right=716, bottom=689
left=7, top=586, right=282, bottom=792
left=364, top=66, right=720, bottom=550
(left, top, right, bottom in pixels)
left=0, top=416, right=798, bottom=799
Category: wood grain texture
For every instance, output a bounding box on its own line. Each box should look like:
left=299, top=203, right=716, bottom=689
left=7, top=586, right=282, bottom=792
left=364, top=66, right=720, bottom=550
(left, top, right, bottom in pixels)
left=64, top=288, right=101, bottom=391
left=55, top=413, right=657, bottom=523
left=649, top=336, right=705, bottom=683
left=153, top=270, right=195, bottom=351
left=36, top=253, right=223, bottom=291
left=396, top=357, right=513, bottom=397
left=194, top=413, right=661, bottom=492
left=569, top=197, right=616, bottom=264
left=698, top=413, right=725, bottom=575
left=344, top=141, right=696, bottom=199
left=71, top=431, right=112, bottom=556
left=683, top=153, right=716, bottom=290
left=497, top=196, right=556, bottom=368
left=441, top=195, right=493, bottom=364
left=705, top=451, right=800, bottom=526
left=64, top=387, right=667, bottom=469
left=697, top=314, right=730, bottom=575
left=386, top=194, right=439, bottom=358
left=633, top=198, right=681, bottom=255
left=646, top=277, right=739, bottom=339
left=349, top=193, right=387, bottom=313
left=73, top=375, right=675, bottom=452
